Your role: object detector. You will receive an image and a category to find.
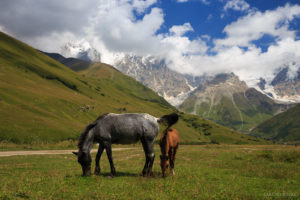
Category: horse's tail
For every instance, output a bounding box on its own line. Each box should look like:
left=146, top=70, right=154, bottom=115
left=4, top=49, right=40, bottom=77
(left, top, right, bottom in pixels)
left=158, top=113, right=179, bottom=129
left=78, top=121, right=97, bottom=149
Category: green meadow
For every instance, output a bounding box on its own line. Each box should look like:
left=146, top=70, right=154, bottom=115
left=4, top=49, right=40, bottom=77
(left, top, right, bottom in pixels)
left=0, top=145, right=299, bottom=200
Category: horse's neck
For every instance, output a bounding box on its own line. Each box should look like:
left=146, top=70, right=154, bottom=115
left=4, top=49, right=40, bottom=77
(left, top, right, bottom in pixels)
left=81, top=130, right=94, bottom=153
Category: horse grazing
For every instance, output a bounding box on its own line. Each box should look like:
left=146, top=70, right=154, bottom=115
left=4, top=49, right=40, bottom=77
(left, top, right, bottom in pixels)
left=73, top=113, right=178, bottom=177
left=159, top=128, right=179, bottom=177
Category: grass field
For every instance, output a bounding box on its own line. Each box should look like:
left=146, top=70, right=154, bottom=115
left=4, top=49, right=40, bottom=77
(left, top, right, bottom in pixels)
left=0, top=145, right=299, bottom=199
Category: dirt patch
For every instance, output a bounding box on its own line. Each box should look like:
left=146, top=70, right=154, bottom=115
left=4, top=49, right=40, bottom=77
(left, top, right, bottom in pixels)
left=0, top=148, right=136, bottom=157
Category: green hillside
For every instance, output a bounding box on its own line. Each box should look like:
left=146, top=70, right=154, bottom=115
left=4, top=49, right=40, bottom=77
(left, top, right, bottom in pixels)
left=251, top=103, right=300, bottom=144
left=180, top=83, right=290, bottom=133
left=0, top=32, right=265, bottom=145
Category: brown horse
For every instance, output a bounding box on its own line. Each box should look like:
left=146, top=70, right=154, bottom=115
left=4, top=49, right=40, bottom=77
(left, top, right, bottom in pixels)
left=159, top=128, right=179, bottom=177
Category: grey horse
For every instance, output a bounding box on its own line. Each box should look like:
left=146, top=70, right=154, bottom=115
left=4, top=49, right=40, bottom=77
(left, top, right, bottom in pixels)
left=73, top=113, right=178, bottom=177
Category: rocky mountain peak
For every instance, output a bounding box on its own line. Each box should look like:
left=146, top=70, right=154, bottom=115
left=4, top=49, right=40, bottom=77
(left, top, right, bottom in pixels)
left=114, top=55, right=196, bottom=106
left=254, top=64, right=300, bottom=103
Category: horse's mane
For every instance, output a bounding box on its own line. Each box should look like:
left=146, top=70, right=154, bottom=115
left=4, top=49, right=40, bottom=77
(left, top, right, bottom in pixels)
left=78, top=113, right=108, bottom=150
left=161, top=128, right=170, bottom=139
left=159, top=113, right=178, bottom=129
left=159, top=127, right=170, bottom=155
left=160, top=128, right=172, bottom=151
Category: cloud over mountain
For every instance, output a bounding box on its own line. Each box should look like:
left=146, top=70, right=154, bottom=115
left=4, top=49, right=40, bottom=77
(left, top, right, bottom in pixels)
left=0, top=0, right=300, bottom=84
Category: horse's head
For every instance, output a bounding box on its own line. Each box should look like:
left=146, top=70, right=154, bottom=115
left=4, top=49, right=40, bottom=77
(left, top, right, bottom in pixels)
left=160, top=155, right=169, bottom=177
left=73, top=151, right=92, bottom=176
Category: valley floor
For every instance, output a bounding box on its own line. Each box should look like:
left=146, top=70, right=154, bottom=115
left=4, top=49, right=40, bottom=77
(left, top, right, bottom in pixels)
left=0, top=145, right=299, bottom=199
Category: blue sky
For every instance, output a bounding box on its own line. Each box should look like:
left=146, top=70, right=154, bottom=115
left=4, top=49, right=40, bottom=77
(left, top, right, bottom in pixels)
left=0, top=0, right=300, bottom=83
left=159, top=0, right=300, bottom=51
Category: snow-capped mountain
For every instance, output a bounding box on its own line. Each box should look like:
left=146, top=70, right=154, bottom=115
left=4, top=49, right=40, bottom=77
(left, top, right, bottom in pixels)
left=60, top=41, right=101, bottom=63
left=58, top=41, right=300, bottom=107
left=112, top=53, right=300, bottom=107
left=250, top=64, right=300, bottom=103
left=113, top=55, right=198, bottom=106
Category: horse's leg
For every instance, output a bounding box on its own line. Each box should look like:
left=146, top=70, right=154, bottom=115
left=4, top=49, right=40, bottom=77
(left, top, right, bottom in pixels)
left=94, top=144, right=104, bottom=175
left=105, top=142, right=116, bottom=177
left=169, top=147, right=177, bottom=175
left=147, top=144, right=155, bottom=176
left=141, top=138, right=150, bottom=176
left=141, top=138, right=155, bottom=176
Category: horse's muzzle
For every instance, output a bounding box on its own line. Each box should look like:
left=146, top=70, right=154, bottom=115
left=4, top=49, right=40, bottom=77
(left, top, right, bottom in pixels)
left=82, top=166, right=91, bottom=176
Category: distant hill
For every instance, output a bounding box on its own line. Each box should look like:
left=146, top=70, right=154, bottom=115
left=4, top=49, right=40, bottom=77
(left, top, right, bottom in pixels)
left=0, top=32, right=265, bottom=145
left=179, top=73, right=292, bottom=133
left=42, top=51, right=91, bottom=71
left=251, top=103, right=300, bottom=144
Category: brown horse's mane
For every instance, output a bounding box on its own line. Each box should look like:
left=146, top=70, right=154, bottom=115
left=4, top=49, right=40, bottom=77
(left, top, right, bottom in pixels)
left=162, top=128, right=170, bottom=138
left=160, top=128, right=172, bottom=155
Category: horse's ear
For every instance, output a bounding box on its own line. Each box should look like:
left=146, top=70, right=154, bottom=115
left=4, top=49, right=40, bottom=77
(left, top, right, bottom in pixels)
left=160, top=155, right=162, bottom=159
left=72, top=151, right=79, bottom=156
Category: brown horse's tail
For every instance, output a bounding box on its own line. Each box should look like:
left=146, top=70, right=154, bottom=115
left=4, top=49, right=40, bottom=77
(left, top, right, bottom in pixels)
left=158, top=113, right=179, bottom=129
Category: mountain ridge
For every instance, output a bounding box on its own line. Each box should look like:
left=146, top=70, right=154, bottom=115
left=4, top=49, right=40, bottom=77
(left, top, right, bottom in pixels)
left=179, top=73, right=293, bottom=133
left=41, top=51, right=92, bottom=71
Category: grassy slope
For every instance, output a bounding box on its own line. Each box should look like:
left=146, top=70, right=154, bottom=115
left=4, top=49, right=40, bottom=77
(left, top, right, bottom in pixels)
left=180, top=88, right=285, bottom=133
left=251, top=103, right=300, bottom=143
left=0, top=32, right=265, bottom=145
left=0, top=145, right=299, bottom=199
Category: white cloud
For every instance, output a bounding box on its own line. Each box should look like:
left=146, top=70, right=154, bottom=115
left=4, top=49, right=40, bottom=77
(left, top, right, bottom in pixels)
left=159, top=4, right=300, bottom=86
left=0, top=0, right=164, bottom=63
left=176, top=0, right=210, bottom=4
left=1, top=0, right=300, bottom=86
left=0, top=0, right=99, bottom=38
left=169, top=23, right=194, bottom=36
left=215, top=4, right=300, bottom=47
left=207, top=14, right=213, bottom=21
left=164, top=37, right=300, bottom=83
left=132, top=0, right=157, bottom=13
left=176, top=0, right=189, bottom=2
left=92, top=3, right=164, bottom=53
left=224, top=0, right=250, bottom=12
left=201, top=35, right=211, bottom=41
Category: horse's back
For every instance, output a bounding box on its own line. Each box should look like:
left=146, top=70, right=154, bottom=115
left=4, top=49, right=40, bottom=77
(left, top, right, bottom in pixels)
left=94, top=113, right=159, bottom=144
left=167, top=128, right=179, bottom=147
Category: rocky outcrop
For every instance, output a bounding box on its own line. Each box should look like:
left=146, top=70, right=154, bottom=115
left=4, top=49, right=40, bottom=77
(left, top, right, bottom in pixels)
left=114, top=55, right=196, bottom=106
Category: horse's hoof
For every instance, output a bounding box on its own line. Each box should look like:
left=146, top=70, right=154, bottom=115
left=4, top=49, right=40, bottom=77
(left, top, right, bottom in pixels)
left=107, top=175, right=113, bottom=179
left=171, top=169, right=175, bottom=175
